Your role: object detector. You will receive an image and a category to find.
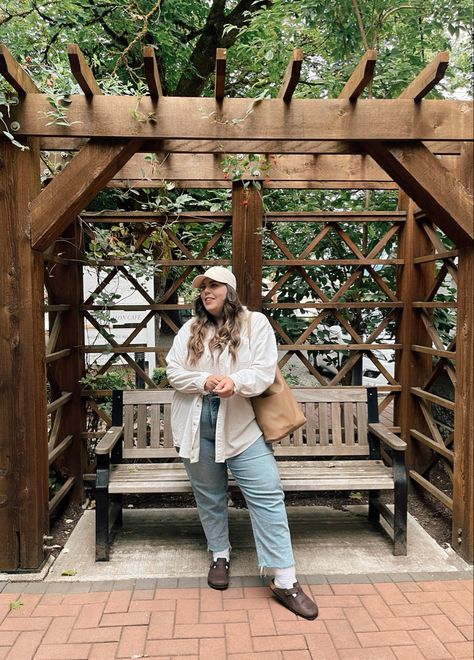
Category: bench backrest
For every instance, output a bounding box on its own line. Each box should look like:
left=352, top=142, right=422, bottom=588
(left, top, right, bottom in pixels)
left=118, top=387, right=374, bottom=460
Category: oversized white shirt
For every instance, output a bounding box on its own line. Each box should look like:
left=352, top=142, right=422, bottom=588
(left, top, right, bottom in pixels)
left=166, top=310, right=277, bottom=463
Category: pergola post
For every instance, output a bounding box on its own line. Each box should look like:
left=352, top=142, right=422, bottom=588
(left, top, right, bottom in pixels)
left=0, top=138, right=48, bottom=570
left=452, top=143, right=474, bottom=561
left=46, top=222, right=86, bottom=504
left=232, top=182, right=263, bottom=310
left=395, top=193, right=434, bottom=470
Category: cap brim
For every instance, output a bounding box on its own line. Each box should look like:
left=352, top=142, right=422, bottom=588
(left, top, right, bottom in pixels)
left=192, top=274, right=206, bottom=288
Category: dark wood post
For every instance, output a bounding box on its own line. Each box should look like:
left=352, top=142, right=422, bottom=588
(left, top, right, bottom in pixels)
left=0, top=138, right=48, bottom=570
left=232, top=182, right=263, bottom=310
left=46, top=222, right=86, bottom=503
left=395, top=192, right=434, bottom=471
left=452, top=143, right=473, bottom=561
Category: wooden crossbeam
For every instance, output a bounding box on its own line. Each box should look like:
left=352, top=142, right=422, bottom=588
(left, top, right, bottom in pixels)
left=143, top=45, right=163, bottom=99
left=399, top=52, right=449, bottom=101
left=0, top=45, right=39, bottom=94
left=67, top=44, right=101, bottom=96
left=107, top=153, right=394, bottom=185
left=364, top=140, right=473, bottom=246
left=37, top=137, right=465, bottom=156
left=31, top=138, right=145, bottom=251
left=8, top=96, right=471, bottom=140
left=278, top=49, right=303, bottom=102
left=338, top=50, right=377, bottom=101
left=214, top=48, right=226, bottom=102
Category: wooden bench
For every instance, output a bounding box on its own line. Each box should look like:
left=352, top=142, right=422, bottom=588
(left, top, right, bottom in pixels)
left=95, top=387, right=407, bottom=561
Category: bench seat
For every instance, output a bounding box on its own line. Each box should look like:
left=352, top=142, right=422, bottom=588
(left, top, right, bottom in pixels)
left=109, top=460, right=395, bottom=494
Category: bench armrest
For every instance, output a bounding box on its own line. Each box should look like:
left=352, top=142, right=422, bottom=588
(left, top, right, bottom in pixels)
left=368, top=423, right=407, bottom=451
left=95, top=426, right=124, bottom=455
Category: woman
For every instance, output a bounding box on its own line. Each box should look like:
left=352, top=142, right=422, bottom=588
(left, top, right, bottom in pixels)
left=166, top=266, right=318, bottom=619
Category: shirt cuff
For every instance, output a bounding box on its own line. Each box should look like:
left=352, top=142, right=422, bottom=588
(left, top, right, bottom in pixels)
left=196, top=372, right=212, bottom=393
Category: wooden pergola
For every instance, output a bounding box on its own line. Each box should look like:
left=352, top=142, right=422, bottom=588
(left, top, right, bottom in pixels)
left=0, top=45, right=472, bottom=571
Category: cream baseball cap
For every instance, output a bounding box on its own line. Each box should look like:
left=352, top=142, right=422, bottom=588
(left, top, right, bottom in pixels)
left=192, top=266, right=237, bottom=290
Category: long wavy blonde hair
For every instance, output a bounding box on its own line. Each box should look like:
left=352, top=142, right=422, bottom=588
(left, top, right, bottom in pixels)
left=186, top=285, right=245, bottom=365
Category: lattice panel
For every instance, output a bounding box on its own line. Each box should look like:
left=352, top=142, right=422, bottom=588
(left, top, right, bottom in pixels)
left=261, top=213, right=404, bottom=429
left=79, top=215, right=232, bottom=449
left=408, top=216, right=457, bottom=509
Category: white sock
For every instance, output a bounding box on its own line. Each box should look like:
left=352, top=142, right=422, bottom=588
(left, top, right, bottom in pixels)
left=273, top=566, right=297, bottom=589
left=212, top=548, right=230, bottom=562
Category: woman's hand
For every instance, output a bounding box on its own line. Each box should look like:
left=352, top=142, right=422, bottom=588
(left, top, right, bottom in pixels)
left=213, top=376, right=235, bottom=398
left=204, top=375, right=223, bottom=392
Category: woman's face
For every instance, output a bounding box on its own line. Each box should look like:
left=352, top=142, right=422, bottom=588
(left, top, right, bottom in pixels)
left=200, top=278, right=227, bottom=318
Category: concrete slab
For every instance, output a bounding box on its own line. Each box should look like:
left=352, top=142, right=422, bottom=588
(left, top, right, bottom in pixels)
left=46, top=505, right=469, bottom=582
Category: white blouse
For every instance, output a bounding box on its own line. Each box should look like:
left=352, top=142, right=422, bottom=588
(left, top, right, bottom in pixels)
left=165, top=310, right=277, bottom=463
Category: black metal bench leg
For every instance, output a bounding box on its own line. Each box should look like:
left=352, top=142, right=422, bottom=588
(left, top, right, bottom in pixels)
left=393, top=453, right=408, bottom=556
left=95, top=468, right=110, bottom=561
left=111, top=494, right=123, bottom=528
left=368, top=489, right=381, bottom=524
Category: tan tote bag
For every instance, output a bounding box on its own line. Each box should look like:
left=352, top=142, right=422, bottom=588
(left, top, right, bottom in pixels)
left=247, top=313, right=306, bottom=442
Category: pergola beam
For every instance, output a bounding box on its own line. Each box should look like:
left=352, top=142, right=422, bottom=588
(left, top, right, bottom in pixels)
left=278, top=49, right=303, bottom=102
left=6, top=96, right=472, bottom=140
left=31, top=138, right=145, bottom=251
left=104, top=153, right=396, bottom=186
left=399, top=52, right=449, bottom=101
left=0, top=45, right=39, bottom=94
left=214, top=48, right=226, bottom=102
left=38, top=136, right=465, bottom=155
left=143, top=45, right=163, bottom=99
left=67, top=44, right=102, bottom=96
left=338, top=50, right=377, bottom=101
left=364, top=140, right=473, bottom=245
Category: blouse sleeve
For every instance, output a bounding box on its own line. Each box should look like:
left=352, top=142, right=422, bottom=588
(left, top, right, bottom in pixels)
left=166, top=322, right=211, bottom=394
left=229, top=312, right=277, bottom=397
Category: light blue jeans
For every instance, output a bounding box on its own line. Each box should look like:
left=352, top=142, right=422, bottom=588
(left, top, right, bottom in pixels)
left=183, top=394, right=295, bottom=570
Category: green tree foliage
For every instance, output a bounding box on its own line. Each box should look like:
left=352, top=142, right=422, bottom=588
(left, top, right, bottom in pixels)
left=0, top=0, right=471, bottom=97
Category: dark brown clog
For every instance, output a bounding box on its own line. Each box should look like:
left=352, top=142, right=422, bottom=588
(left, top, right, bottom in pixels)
left=270, top=580, right=318, bottom=620
left=207, top=558, right=230, bottom=590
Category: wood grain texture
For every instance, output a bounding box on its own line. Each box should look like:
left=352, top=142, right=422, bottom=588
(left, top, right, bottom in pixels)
left=107, top=153, right=395, bottom=184
left=38, top=136, right=465, bottom=155
left=0, top=44, right=39, bottom=94
left=399, top=52, right=449, bottom=101
left=452, top=142, right=474, bottom=561
left=214, top=48, right=226, bottom=101
left=143, top=45, right=163, bottom=99
left=0, top=138, right=48, bottom=570
left=394, top=193, right=434, bottom=473
left=364, top=141, right=473, bottom=245
left=31, top=138, right=145, bottom=251
left=338, top=50, right=376, bottom=101
left=278, top=48, right=303, bottom=102
left=232, top=182, right=263, bottom=310
left=67, top=43, right=102, bottom=96
left=7, top=96, right=473, bottom=141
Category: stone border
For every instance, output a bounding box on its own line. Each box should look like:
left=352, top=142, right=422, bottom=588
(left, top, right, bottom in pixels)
left=1, top=570, right=471, bottom=594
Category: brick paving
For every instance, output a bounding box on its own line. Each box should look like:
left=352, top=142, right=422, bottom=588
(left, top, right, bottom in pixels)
left=0, top=573, right=472, bottom=659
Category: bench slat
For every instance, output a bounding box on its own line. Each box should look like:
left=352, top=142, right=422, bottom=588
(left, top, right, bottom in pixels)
left=109, top=460, right=394, bottom=494
left=357, top=401, right=368, bottom=442
left=344, top=402, right=355, bottom=445
left=150, top=404, right=160, bottom=448
left=319, top=403, right=329, bottom=445
left=123, top=390, right=175, bottom=404
left=164, top=404, right=173, bottom=447
left=331, top=402, right=342, bottom=444
left=137, top=404, right=147, bottom=448
left=124, top=405, right=134, bottom=448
